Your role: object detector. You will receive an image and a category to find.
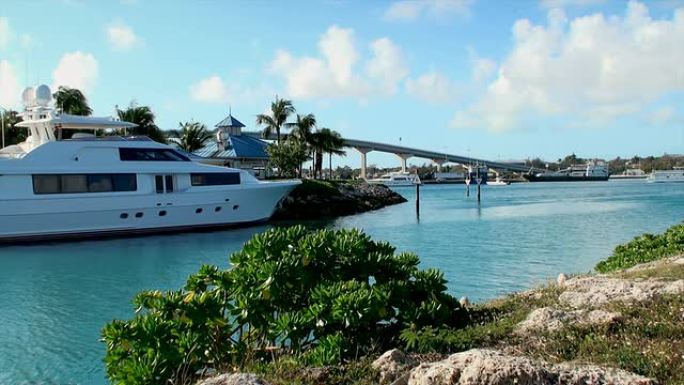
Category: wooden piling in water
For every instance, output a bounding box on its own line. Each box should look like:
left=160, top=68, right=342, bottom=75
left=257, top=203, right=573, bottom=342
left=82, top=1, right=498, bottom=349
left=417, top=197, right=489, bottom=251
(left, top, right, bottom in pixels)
left=416, top=183, right=420, bottom=215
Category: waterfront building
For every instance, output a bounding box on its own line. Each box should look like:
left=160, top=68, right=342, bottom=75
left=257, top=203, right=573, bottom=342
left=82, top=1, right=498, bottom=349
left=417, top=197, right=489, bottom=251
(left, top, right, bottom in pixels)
left=193, top=112, right=270, bottom=178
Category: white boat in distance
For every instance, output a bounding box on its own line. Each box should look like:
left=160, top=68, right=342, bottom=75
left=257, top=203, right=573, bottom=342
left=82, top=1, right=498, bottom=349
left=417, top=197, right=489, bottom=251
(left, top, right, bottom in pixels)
left=0, top=85, right=299, bottom=242
left=646, top=167, right=684, bottom=183
left=487, top=176, right=510, bottom=186
left=367, top=171, right=421, bottom=186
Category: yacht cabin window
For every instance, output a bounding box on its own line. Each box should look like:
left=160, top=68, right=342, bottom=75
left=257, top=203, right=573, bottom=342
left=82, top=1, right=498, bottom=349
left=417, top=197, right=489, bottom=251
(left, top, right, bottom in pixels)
left=33, top=174, right=137, bottom=195
left=155, top=175, right=175, bottom=194
left=191, top=173, right=241, bottom=186
left=119, top=148, right=190, bottom=162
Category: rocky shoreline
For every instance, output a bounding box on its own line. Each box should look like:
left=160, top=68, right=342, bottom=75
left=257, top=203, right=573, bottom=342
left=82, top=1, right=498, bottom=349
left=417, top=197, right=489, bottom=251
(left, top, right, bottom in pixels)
left=272, top=180, right=407, bottom=220
left=197, top=255, right=684, bottom=385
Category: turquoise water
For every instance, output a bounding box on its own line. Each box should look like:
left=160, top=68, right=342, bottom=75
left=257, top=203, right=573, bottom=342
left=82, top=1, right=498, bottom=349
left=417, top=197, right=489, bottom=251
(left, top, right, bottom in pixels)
left=0, top=180, right=682, bottom=384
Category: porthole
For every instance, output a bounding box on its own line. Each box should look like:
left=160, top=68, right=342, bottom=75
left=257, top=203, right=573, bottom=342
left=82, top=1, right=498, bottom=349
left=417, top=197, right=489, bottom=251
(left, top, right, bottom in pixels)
left=215, top=206, right=222, bottom=212
left=135, top=212, right=143, bottom=218
left=196, top=208, right=203, bottom=214
left=233, top=205, right=239, bottom=210
left=159, top=210, right=167, bottom=217
left=120, top=213, right=128, bottom=219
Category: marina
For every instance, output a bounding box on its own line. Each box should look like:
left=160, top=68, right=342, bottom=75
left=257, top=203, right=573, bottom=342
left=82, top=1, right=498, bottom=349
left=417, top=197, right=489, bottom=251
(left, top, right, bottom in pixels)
left=0, top=1, right=683, bottom=384
left=0, top=180, right=682, bottom=384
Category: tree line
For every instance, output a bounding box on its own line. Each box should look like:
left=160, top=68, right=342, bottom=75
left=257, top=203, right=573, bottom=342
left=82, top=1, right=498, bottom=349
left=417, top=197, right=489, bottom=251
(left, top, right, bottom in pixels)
left=525, top=153, right=684, bottom=173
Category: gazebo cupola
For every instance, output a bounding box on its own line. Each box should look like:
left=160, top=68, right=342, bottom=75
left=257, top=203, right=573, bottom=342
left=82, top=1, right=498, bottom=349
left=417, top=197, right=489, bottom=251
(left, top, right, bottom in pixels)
left=215, top=109, right=245, bottom=136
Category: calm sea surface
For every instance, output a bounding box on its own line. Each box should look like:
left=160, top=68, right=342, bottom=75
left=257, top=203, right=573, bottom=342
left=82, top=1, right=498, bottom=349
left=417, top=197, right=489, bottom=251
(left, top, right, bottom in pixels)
left=0, top=180, right=682, bottom=384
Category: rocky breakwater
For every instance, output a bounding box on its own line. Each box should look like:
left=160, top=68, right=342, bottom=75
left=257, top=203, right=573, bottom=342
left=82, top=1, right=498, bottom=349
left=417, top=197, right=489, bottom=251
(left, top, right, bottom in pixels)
left=272, top=180, right=407, bottom=220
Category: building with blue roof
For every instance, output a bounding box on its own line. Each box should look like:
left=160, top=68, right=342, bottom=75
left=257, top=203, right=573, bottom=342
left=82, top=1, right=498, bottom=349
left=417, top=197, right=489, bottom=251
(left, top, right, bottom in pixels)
left=192, top=111, right=270, bottom=177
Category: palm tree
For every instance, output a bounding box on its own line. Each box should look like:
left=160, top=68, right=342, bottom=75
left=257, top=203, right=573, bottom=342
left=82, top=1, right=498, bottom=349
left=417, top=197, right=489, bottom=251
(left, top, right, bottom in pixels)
left=317, top=128, right=346, bottom=180
left=287, top=114, right=317, bottom=177
left=53, top=86, right=93, bottom=116
left=169, top=121, right=212, bottom=153
left=255, top=96, right=295, bottom=144
left=1, top=109, right=25, bottom=147
left=116, top=103, right=167, bottom=143
left=288, top=113, right=316, bottom=142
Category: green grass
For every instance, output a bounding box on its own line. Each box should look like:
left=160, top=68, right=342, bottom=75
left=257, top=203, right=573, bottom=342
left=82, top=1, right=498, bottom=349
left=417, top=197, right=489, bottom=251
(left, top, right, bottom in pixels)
left=290, top=179, right=344, bottom=197
left=399, top=283, right=564, bottom=354
left=514, top=294, right=684, bottom=385
left=616, top=262, right=684, bottom=281
left=595, top=223, right=684, bottom=273
left=247, top=356, right=378, bottom=385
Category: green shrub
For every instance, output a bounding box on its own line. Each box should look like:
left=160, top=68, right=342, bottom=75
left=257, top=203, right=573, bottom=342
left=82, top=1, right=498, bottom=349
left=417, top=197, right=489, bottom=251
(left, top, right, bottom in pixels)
left=102, top=226, right=465, bottom=385
left=596, top=223, right=684, bottom=273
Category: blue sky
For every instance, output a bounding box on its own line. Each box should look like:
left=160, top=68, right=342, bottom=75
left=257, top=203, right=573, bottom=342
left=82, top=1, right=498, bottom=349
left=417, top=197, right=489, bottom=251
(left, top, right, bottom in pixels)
left=0, top=0, right=682, bottom=167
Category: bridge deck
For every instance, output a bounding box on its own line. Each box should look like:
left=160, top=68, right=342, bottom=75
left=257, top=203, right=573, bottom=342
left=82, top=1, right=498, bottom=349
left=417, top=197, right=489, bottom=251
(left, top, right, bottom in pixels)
left=244, top=132, right=540, bottom=173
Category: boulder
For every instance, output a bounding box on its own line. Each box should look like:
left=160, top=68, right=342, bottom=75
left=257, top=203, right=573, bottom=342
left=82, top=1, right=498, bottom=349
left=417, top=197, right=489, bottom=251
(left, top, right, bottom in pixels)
left=407, top=349, right=554, bottom=385
left=373, top=349, right=418, bottom=384
left=196, top=373, right=270, bottom=385
left=553, top=363, right=656, bottom=385
left=557, top=273, right=568, bottom=286
left=406, top=349, right=656, bottom=385
left=559, top=276, right=684, bottom=308
left=516, top=307, right=621, bottom=334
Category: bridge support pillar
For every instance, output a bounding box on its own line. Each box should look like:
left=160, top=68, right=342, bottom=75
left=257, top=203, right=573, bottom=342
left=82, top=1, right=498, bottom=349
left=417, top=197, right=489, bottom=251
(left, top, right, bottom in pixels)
left=355, top=147, right=371, bottom=179
left=432, top=159, right=447, bottom=172
left=396, top=153, right=412, bottom=173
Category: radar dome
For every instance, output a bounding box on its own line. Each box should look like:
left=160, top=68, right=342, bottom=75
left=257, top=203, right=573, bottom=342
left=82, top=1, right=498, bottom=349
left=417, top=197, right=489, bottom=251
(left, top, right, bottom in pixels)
left=21, top=86, right=36, bottom=107
left=35, top=85, right=52, bottom=106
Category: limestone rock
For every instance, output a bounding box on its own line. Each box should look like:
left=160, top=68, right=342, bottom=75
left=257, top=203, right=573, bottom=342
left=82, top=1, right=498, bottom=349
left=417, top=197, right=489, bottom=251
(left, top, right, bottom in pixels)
left=557, top=273, right=567, bottom=286
left=407, top=349, right=554, bottom=385
left=373, top=349, right=418, bottom=384
left=516, top=307, right=621, bottom=334
left=406, top=349, right=656, bottom=385
left=559, top=276, right=684, bottom=308
left=196, top=373, right=270, bottom=385
left=553, top=363, right=656, bottom=385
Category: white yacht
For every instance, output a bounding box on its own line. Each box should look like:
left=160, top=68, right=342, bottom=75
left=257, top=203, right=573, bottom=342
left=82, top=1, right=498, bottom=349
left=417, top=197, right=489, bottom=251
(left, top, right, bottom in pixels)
left=646, top=167, right=684, bottom=183
left=367, top=171, right=421, bottom=186
left=487, top=176, right=510, bottom=186
left=0, top=85, right=299, bottom=242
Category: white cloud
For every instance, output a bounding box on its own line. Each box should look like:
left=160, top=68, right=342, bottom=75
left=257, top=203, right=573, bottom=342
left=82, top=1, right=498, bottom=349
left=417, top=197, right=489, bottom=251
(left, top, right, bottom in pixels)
left=406, top=72, right=460, bottom=104
left=383, top=0, right=473, bottom=22
left=0, top=60, right=21, bottom=108
left=189, top=75, right=231, bottom=103
left=451, top=2, right=684, bottom=131
left=470, top=54, right=496, bottom=83
left=106, top=23, right=139, bottom=51
left=0, top=17, right=11, bottom=50
left=52, top=52, right=98, bottom=94
left=189, top=75, right=274, bottom=105
left=540, top=0, right=606, bottom=9
left=270, top=25, right=407, bottom=100
left=366, top=38, right=409, bottom=95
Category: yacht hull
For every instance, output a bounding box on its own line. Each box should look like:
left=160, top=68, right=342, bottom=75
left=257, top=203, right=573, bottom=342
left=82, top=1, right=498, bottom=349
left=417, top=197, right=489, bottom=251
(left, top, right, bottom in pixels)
left=0, top=181, right=298, bottom=243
